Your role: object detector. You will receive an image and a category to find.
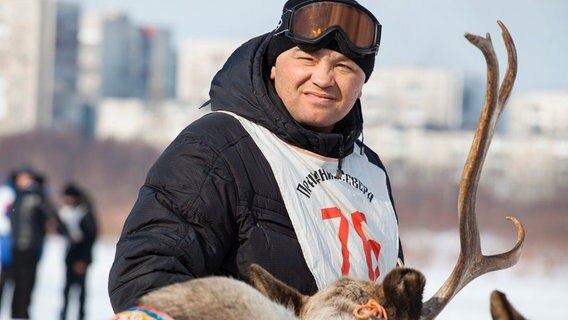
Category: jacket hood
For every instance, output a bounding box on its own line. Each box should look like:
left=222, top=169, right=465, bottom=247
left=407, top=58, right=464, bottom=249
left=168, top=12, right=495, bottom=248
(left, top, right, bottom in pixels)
left=209, top=33, right=363, bottom=158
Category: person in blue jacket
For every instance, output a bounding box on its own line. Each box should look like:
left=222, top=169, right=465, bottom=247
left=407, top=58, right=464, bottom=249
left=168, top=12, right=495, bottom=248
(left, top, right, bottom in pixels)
left=0, top=171, right=16, bottom=312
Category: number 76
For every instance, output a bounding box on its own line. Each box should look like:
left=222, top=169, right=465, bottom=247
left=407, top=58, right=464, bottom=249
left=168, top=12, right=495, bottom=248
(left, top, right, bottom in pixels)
left=321, top=207, right=382, bottom=281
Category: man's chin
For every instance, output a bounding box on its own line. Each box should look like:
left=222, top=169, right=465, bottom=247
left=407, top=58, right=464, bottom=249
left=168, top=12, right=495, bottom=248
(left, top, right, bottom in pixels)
left=299, top=119, right=335, bottom=133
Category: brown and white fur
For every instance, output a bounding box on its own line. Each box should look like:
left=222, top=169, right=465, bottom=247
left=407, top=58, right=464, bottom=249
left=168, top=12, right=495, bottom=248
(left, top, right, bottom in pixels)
left=137, top=272, right=295, bottom=320
left=137, top=264, right=425, bottom=320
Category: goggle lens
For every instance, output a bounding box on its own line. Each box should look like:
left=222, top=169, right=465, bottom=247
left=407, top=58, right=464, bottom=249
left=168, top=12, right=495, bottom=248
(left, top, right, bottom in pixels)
left=290, top=2, right=378, bottom=50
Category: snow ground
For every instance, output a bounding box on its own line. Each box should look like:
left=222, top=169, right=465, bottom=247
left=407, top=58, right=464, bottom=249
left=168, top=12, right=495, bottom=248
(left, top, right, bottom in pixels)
left=0, top=233, right=564, bottom=319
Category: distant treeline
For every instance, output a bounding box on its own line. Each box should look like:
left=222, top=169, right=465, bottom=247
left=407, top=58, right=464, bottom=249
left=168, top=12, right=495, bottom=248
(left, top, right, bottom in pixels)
left=391, top=166, right=567, bottom=259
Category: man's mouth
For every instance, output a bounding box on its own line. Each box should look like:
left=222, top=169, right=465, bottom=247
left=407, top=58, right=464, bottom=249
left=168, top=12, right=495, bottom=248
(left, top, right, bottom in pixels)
left=304, top=91, right=336, bottom=101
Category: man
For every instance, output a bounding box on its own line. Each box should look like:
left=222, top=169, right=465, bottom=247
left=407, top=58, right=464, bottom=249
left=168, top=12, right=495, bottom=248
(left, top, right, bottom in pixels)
left=10, top=168, right=55, bottom=319
left=109, top=0, right=403, bottom=312
left=58, top=183, right=97, bottom=320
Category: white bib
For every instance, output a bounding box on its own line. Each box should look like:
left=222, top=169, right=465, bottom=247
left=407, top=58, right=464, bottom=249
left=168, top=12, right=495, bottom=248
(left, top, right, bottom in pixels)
left=224, top=112, right=399, bottom=288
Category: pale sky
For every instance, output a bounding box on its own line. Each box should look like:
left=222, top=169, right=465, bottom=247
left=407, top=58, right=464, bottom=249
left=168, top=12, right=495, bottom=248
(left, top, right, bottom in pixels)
left=65, top=0, right=568, bottom=91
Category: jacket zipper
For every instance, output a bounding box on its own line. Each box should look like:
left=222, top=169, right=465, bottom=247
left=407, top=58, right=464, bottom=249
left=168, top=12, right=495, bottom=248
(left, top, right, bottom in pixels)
left=335, top=141, right=345, bottom=179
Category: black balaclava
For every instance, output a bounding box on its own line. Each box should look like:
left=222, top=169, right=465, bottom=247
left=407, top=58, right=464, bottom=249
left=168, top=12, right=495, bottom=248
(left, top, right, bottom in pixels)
left=265, top=0, right=377, bottom=82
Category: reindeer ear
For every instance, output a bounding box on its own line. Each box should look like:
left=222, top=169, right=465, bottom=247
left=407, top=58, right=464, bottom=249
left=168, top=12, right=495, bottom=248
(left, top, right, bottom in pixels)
left=490, top=290, right=526, bottom=320
left=382, top=267, right=426, bottom=320
left=249, top=264, right=307, bottom=315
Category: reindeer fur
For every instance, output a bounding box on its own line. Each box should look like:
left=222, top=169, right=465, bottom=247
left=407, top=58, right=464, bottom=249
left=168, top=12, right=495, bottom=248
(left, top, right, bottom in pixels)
left=138, top=275, right=297, bottom=320
left=136, top=264, right=425, bottom=320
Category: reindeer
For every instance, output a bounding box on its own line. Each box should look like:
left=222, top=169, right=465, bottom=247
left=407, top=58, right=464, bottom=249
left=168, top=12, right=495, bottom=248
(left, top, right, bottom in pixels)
left=116, top=21, right=525, bottom=320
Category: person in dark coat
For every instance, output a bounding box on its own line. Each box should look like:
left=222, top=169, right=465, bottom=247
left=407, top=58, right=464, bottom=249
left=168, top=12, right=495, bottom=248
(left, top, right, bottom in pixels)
left=109, top=0, right=404, bottom=313
left=10, top=168, right=56, bottom=319
left=58, top=183, right=97, bottom=320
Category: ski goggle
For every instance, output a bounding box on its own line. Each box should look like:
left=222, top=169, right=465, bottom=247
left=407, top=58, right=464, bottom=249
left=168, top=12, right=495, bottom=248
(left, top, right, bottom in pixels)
left=274, top=0, right=381, bottom=56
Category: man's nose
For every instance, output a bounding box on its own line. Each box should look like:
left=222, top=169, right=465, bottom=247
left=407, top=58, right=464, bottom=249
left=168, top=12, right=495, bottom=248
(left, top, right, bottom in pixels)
left=311, top=63, right=335, bottom=88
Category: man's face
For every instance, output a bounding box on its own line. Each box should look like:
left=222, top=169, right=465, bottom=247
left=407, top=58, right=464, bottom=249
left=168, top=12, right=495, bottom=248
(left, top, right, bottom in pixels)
left=270, top=47, right=366, bottom=133
left=15, top=172, right=34, bottom=191
left=62, top=195, right=79, bottom=207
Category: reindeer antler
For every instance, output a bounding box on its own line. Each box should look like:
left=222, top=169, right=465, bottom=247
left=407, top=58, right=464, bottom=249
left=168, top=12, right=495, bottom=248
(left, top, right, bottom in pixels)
left=420, top=21, right=525, bottom=320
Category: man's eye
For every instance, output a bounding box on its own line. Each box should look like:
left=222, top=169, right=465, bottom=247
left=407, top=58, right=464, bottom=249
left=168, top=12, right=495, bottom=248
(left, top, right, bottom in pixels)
left=298, top=56, right=315, bottom=62
left=337, top=63, right=354, bottom=71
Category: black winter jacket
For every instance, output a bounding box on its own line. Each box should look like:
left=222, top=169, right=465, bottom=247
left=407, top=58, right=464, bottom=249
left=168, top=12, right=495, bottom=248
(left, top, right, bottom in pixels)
left=108, top=33, right=402, bottom=312
left=11, top=185, right=52, bottom=253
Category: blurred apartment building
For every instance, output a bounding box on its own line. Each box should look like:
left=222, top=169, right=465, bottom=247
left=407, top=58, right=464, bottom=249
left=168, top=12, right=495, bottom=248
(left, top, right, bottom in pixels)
left=96, top=98, right=208, bottom=147
left=363, top=89, right=568, bottom=201
left=508, top=91, right=568, bottom=138
left=176, top=38, right=242, bottom=104
left=0, top=0, right=56, bottom=135
left=361, top=66, right=464, bottom=129
left=505, top=91, right=568, bottom=200
left=79, top=10, right=178, bottom=140
left=52, top=1, right=80, bottom=132
left=96, top=38, right=239, bottom=146
left=92, top=14, right=176, bottom=102
left=0, top=0, right=177, bottom=138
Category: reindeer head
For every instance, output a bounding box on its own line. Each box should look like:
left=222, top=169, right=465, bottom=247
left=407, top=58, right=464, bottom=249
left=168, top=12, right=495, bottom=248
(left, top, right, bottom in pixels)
left=129, top=264, right=424, bottom=320
left=249, top=264, right=425, bottom=320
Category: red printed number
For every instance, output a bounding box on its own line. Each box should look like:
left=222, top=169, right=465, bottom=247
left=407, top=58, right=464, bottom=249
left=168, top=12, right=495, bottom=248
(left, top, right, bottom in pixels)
left=321, top=207, right=382, bottom=281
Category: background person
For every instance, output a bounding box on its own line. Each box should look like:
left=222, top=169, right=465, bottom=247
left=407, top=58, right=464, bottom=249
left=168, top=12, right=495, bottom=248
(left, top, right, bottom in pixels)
left=109, top=0, right=403, bottom=312
left=58, top=183, right=98, bottom=320
left=10, top=167, right=56, bottom=319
